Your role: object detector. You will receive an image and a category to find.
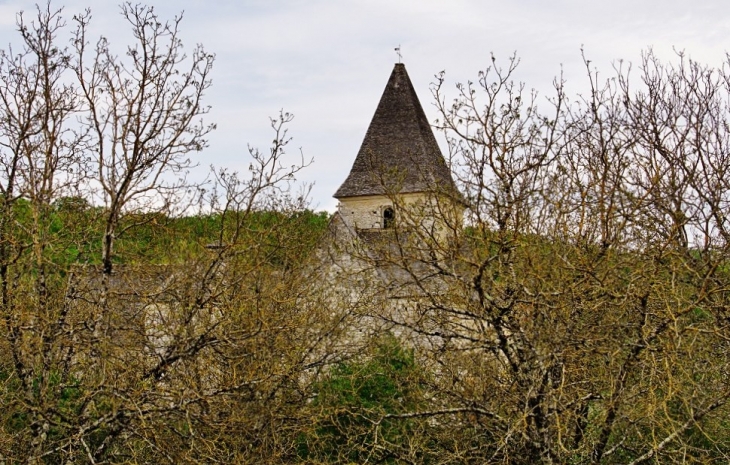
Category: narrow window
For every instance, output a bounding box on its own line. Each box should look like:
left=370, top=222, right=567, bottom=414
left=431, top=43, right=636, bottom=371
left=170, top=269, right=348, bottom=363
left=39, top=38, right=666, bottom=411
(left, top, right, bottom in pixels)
left=383, top=206, right=395, bottom=229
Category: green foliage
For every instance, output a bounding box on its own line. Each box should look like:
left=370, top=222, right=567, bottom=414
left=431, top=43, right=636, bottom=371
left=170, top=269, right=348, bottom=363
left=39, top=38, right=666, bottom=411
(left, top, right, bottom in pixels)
left=300, top=335, right=428, bottom=463
left=5, top=195, right=330, bottom=267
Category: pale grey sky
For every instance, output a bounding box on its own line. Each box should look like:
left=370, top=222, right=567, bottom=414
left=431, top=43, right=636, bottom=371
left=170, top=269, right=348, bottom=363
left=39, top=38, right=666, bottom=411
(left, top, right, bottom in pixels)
left=0, top=0, right=728, bottom=211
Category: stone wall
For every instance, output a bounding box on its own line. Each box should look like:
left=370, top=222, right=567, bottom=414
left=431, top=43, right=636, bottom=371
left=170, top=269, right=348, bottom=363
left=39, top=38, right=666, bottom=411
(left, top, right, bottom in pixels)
left=337, top=192, right=464, bottom=242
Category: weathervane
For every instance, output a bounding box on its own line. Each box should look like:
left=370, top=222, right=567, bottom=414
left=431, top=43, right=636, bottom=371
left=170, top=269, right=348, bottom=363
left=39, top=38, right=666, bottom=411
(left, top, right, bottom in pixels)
left=394, top=45, right=402, bottom=63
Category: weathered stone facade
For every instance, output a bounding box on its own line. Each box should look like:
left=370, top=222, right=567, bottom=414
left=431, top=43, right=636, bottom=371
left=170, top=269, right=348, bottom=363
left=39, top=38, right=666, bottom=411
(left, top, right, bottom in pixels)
left=314, top=62, right=466, bottom=354
left=337, top=192, right=428, bottom=230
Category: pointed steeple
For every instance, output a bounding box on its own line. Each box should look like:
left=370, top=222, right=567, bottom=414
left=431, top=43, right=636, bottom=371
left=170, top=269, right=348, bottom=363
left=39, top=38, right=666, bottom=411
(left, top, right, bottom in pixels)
left=334, top=63, right=456, bottom=199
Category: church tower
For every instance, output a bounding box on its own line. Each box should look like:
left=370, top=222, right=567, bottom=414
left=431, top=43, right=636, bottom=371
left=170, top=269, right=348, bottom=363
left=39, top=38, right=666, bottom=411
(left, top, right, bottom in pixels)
left=334, top=63, right=462, bottom=235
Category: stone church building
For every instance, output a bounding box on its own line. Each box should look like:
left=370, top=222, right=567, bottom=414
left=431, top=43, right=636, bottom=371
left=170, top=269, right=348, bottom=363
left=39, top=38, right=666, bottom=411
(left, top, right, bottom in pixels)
left=333, top=62, right=462, bottom=236
left=317, top=63, right=467, bottom=350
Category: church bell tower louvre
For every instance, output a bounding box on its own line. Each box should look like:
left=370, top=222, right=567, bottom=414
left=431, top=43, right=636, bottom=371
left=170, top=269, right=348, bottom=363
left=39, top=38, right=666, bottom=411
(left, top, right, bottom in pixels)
left=333, top=63, right=463, bottom=234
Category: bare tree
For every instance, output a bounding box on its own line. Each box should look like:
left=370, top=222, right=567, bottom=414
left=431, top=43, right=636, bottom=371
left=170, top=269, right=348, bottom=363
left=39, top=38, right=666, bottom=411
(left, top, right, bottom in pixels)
left=0, top=5, right=87, bottom=460
left=0, top=5, right=340, bottom=463
left=324, top=53, right=730, bottom=464
left=72, top=2, right=215, bottom=274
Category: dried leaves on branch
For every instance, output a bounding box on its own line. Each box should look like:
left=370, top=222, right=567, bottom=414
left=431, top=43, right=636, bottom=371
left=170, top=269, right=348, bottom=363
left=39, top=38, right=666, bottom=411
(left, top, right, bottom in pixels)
left=1, top=2, right=730, bottom=464
left=0, top=4, right=328, bottom=463
left=349, top=51, right=730, bottom=464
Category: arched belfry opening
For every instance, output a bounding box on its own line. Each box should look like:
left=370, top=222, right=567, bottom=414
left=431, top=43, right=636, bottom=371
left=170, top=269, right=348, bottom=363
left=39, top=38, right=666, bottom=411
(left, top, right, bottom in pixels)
left=332, top=62, right=463, bottom=235
left=383, top=206, right=395, bottom=229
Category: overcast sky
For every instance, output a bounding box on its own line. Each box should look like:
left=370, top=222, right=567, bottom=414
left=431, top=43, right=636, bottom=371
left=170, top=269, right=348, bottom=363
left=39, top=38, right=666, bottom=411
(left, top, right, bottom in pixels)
left=0, top=0, right=728, bottom=211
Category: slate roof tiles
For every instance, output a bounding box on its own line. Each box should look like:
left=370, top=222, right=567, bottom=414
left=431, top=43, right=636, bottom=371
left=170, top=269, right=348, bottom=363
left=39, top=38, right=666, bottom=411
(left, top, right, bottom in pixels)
left=334, top=63, right=457, bottom=199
